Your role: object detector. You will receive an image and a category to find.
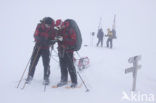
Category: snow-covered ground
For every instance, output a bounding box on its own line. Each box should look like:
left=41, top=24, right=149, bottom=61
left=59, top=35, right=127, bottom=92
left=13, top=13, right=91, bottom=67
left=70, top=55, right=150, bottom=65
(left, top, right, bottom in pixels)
left=0, top=0, right=156, bottom=103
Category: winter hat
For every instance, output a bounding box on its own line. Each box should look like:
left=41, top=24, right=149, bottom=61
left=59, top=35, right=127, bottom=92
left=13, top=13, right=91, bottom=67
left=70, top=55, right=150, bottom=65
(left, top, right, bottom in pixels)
left=41, top=17, right=53, bottom=25
left=55, top=19, right=63, bottom=27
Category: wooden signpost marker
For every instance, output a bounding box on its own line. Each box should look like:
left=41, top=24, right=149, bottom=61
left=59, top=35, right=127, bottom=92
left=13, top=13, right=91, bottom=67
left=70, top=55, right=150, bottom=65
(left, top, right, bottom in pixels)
left=125, top=55, right=142, bottom=91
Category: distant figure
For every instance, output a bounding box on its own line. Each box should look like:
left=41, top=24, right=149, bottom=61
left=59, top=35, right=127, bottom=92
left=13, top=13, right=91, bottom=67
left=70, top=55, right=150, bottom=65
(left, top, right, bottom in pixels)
left=96, top=28, right=104, bottom=47
left=106, top=28, right=114, bottom=48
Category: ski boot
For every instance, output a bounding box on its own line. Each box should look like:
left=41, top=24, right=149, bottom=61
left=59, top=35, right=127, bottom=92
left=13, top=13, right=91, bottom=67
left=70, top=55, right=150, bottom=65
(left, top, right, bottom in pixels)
left=70, top=83, right=77, bottom=88
left=43, top=78, right=50, bottom=85
left=25, top=76, right=33, bottom=84
left=57, top=81, right=67, bottom=87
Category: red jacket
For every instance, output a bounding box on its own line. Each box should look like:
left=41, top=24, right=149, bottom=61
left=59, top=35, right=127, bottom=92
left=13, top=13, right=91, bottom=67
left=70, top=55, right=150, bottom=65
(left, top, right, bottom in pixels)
left=34, top=23, right=55, bottom=49
left=58, top=28, right=76, bottom=53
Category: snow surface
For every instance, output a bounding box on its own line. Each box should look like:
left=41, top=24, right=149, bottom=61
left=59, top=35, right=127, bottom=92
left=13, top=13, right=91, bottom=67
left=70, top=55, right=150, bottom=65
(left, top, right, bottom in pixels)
left=0, top=0, right=156, bottom=103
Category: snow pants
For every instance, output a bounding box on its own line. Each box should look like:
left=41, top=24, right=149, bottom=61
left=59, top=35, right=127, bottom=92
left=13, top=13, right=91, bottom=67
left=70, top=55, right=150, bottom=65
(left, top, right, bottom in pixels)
left=28, top=46, right=50, bottom=80
left=97, top=38, right=103, bottom=47
left=106, top=38, right=113, bottom=48
left=59, top=51, right=77, bottom=84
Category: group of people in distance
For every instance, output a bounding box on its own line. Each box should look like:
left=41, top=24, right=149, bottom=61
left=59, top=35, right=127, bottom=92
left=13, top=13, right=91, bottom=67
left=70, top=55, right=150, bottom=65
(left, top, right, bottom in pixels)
left=96, top=27, right=116, bottom=48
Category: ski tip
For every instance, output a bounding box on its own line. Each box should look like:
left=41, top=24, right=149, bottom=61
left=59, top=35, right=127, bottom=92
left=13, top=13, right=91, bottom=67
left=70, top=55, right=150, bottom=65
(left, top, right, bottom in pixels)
left=65, top=83, right=82, bottom=89
left=52, top=85, right=58, bottom=88
left=65, top=86, right=71, bottom=89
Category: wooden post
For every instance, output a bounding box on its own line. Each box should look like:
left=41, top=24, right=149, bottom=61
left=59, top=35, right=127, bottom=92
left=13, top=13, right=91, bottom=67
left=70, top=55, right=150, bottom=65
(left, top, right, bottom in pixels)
left=132, top=59, right=137, bottom=91
left=125, top=55, right=141, bottom=91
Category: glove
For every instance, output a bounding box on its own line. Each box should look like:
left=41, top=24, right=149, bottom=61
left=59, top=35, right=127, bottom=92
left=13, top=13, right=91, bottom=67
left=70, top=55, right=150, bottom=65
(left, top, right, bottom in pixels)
left=55, top=36, right=63, bottom=41
left=54, top=26, right=59, bottom=30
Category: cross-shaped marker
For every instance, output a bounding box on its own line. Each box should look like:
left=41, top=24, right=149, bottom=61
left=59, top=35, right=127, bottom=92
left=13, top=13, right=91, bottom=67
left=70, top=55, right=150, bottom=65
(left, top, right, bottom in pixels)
left=125, top=55, right=142, bottom=91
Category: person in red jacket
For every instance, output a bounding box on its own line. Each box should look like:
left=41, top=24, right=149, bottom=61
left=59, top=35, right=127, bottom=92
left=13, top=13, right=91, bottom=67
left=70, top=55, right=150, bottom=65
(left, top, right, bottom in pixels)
left=26, top=17, right=55, bottom=85
left=55, top=19, right=77, bottom=88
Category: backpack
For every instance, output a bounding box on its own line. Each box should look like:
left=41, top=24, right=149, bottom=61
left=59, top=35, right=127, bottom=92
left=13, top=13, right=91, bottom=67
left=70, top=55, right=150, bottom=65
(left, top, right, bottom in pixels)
left=112, top=29, right=117, bottom=39
left=64, top=19, right=82, bottom=51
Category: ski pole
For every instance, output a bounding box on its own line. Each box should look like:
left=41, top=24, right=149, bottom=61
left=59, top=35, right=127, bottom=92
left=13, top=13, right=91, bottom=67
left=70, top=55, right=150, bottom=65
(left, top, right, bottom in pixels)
left=17, top=56, right=31, bottom=88
left=76, top=51, right=81, bottom=58
left=67, top=51, right=89, bottom=92
left=77, top=71, right=89, bottom=92
left=21, top=46, right=41, bottom=89
left=17, top=45, right=37, bottom=88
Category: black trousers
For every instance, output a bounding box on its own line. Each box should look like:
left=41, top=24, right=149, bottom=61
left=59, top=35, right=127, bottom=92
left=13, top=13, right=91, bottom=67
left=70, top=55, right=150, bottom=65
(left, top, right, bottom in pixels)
left=97, top=38, right=103, bottom=47
left=106, top=38, right=113, bottom=48
left=28, top=46, right=50, bottom=80
left=59, top=51, right=77, bottom=84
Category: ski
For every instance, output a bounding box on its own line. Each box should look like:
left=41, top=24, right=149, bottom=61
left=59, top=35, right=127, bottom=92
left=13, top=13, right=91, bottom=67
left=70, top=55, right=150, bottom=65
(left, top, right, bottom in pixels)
left=65, top=83, right=82, bottom=89
left=51, top=84, right=67, bottom=88
left=51, top=83, right=82, bottom=89
left=51, top=85, right=59, bottom=88
left=51, top=81, right=71, bottom=88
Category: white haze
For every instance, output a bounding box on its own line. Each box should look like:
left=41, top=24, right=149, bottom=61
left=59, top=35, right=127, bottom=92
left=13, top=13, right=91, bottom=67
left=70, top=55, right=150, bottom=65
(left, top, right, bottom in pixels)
left=0, top=0, right=156, bottom=103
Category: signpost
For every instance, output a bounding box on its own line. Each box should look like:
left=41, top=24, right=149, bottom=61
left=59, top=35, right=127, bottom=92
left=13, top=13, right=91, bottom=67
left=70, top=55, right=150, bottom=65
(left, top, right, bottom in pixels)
left=125, top=55, right=142, bottom=91
left=90, top=32, right=95, bottom=47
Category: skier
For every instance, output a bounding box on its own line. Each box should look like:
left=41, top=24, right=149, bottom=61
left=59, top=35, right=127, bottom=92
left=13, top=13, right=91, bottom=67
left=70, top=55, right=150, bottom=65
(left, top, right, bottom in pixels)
left=55, top=19, right=78, bottom=88
left=25, top=17, right=55, bottom=85
left=106, top=28, right=114, bottom=48
left=96, top=28, right=104, bottom=47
